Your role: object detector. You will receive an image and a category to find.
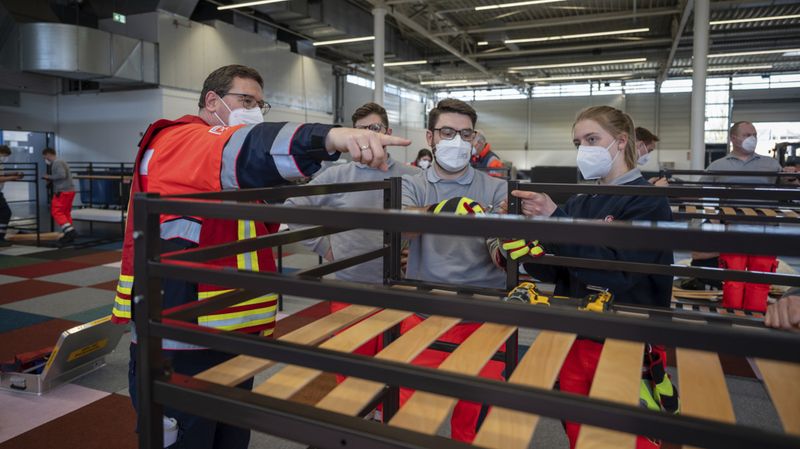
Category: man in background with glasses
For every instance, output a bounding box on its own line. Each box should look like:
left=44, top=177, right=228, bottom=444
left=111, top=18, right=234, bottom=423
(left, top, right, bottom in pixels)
left=399, top=98, right=507, bottom=443
left=286, top=102, right=419, bottom=287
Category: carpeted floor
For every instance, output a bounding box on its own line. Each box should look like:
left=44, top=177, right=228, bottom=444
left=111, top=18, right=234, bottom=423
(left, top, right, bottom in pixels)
left=0, top=243, right=788, bottom=449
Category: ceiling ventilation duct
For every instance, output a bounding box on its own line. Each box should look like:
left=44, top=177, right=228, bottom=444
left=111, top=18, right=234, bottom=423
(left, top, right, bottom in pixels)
left=19, top=22, right=157, bottom=85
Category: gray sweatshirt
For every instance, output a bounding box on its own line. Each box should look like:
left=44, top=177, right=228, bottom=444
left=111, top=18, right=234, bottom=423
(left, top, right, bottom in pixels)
left=48, top=159, right=75, bottom=193
left=285, top=158, right=420, bottom=283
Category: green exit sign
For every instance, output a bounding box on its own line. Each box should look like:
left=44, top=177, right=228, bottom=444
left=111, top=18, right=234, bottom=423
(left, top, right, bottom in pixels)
left=113, top=12, right=126, bottom=24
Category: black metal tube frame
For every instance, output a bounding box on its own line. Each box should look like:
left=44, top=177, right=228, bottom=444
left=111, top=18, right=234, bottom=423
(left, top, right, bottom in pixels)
left=513, top=181, right=800, bottom=202
left=523, top=254, right=800, bottom=287
left=151, top=261, right=800, bottom=363
left=150, top=321, right=800, bottom=449
left=141, top=198, right=800, bottom=257
left=134, top=184, right=800, bottom=449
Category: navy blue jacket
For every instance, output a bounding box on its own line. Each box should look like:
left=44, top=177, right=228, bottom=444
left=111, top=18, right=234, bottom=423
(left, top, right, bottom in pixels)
left=524, top=176, right=673, bottom=308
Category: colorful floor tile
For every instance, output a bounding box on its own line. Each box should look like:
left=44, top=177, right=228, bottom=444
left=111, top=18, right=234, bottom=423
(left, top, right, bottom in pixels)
left=0, top=385, right=110, bottom=445
left=0, top=309, right=53, bottom=333
left=0, top=279, right=77, bottom=306
left=0, top=255, right=45, bottom=270
left=0, top=318, right=80, bottom=361
left=0, top=260, right=91, bottom=278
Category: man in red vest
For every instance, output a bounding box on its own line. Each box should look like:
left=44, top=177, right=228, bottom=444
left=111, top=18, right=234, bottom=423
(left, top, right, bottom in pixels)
left=112, top=64, right=409, bottom=449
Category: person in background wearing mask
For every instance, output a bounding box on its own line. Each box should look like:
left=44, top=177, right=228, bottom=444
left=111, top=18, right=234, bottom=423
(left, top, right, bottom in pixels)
left=511, top=106, right=674, bottom=449
left=41, top=147, right=76, bottom=245
left=286, top=102, right=418, bottom=286
left=400, top=98, right=507, bottom=443
left=635, top=127, right=668, bottom=186
left=110, top=65, right=410, bottom=449
left=700, top=121, right=781, bottom=312
left=780, top=156, right=800, bottom=187
left=411, top=148, right=432, bottom=169
left=469, top=131, right=506, bottom=177
left=0, top=145, right=24, bottom=247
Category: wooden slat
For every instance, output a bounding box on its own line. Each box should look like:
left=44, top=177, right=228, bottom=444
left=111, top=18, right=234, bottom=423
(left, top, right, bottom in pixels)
left=739, top=207, right=757, bottom=216
left=574, top=339, right=645, bottom=449
left=5, top=232, right=61, bottom=241
left=677, top=348, right=736, bottom=420
left=473, top=331, right=577, bottom=449
left=758, top=208, right=778, bottom=217
left=194, top=305, right=377, bottom=386
left=705, top=207, right=717, bottom=216
left=755, top=358, right=800, bottom=436
left=388, top=323, right=517, bottom=435
left=316, top=315, right=461, bottom=416
left=781, top=209, right=799, bottom=218
left=685, top=205, right=698, bottom=214
left=252, top=309, right=412, bottom=399
left=721, top=207, right=737, bottom=216
left=677, top=348, right=736, bottom=449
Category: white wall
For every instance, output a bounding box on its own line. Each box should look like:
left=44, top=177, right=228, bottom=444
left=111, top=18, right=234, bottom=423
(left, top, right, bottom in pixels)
left=468, top=92, right=693, bottom=170
left=732, top=88, right=800, bottom=123
left=0, top=92, right=58, bottom=133
left=56, top=89, right=163, bottom=162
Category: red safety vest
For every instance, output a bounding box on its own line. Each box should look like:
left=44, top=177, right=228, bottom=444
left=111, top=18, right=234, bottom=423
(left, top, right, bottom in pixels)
left=111, top=115, right=278, bottom=339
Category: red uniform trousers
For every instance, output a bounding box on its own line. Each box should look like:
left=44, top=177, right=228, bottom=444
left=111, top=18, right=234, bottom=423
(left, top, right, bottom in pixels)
left=719, top=253, right=777, bottom=312
left=398, top=314, right=506, bottom=443
left=51, top=191, right=75, bottom=227
left=331, top=303, right=506, bottom=443
left=558, top=339, right=664, bottom=449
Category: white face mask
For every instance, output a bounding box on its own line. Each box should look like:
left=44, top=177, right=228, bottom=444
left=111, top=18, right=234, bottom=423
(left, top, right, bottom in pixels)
left=741, top=136, right=757, bottom=154
left=45, top=159, right=52, bottom=166
left=0, top=156, right=8, bottom=163
left=577, top=139, right=618, bottom=180
left=637, top=152, right=651, bottom=166
left=434, top=136, right=472, bottom=172
left=418, top=159, right=431, bottom=169
left=214, top=94, right=265, bottom=126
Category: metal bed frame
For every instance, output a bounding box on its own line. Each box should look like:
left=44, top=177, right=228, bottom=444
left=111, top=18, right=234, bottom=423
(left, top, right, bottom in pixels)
left=133, top=179, right=800, bottom=449
left=0, top=162, right=42, bottom=246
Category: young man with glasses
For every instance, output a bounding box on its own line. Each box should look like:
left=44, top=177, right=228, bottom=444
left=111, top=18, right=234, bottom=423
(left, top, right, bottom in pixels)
left=398, top=98, right=507, bottom=443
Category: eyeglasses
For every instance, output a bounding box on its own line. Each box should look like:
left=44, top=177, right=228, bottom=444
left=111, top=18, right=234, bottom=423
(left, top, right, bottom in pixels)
left=434, top=127, right=476, bottom=141
left=220, top=92, right=271, bottom=115
left=355, top=123, right=387, bottom=133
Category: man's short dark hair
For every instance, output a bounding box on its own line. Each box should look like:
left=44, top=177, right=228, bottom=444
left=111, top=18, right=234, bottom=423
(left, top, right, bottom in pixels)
left=351, top=102, right=389, bottom=128
left=730, top=121, right=752, bottom=138
left=635, top=127, right=660, bottom=145
left=427, top=98, right=477, bottom=131
left=198, top=65, right=264, bottom=109
left=42, top=147, right=56, bottom=156
left=0, top=145, right=10, bottom=155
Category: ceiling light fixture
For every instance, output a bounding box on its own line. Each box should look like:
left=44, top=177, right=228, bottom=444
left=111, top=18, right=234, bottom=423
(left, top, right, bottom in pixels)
left=443, top=81, right=490, bottom=88
left=374, top=60, right=428, bottom=67
left=420, top=79, right=468, bottom=85
left=217, top=0, right=289, bottom=10
left=509, top=57, right=646, bottom=71
left=710, top=14, right=800, bottom=26
left=477, top=41, right=489, bottom=46
left=313, top=36, right=375, bottom=46
left=475, top=0, right=565, bottom=11
left=505, top=27, right=649, bottom=44
left=684, top=65, right=773, bottom=73
left=524, top=73, right=633, bottom=82
left=709, top=48, right=800, bottom=58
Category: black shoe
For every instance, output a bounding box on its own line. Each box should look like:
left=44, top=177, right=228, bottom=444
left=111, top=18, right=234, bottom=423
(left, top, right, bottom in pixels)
left=57, top=230, right=77, bottom=247
left=679, top=278, right=708, bottom=290
left=0, top=240, right=11, bottom=247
